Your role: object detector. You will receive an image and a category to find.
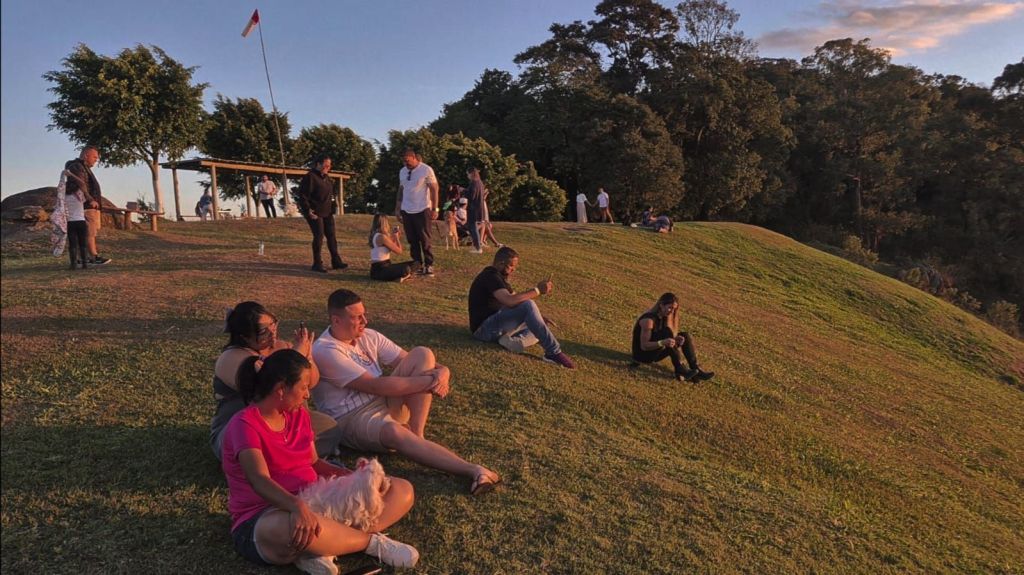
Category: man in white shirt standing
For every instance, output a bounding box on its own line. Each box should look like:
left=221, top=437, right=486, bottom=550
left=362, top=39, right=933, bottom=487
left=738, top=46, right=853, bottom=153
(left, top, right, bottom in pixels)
left=256, top=174, right=278, bottom=218
left=312, top=289, right=502, bottom=495
left=596, top=187, right=613, bottom=223
left=394, top=149, right=439, bottom=276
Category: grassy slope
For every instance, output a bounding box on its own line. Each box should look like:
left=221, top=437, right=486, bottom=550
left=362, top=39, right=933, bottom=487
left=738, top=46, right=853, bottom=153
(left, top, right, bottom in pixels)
left=1, top=217, right=1022, bottom=575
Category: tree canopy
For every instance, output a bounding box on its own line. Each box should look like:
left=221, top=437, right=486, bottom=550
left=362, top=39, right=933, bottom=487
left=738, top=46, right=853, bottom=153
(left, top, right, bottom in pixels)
left=44, top=44, right=207, bottom=215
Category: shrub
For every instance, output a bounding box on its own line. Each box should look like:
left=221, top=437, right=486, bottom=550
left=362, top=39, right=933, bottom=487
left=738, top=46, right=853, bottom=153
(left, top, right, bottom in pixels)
left=985, top=300, right=1021, bottom=337
left=502, top=163, right=567, bottom=222
left=841, top=235, right=878, bottom=267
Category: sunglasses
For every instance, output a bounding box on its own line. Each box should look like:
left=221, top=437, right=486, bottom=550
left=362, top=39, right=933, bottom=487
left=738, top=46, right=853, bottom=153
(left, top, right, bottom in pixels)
left=406, top=169, right=412, bottom=181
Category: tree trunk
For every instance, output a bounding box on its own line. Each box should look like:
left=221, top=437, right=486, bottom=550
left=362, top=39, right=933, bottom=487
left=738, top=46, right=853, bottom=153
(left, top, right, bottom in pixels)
left=148, top=156, right=164, bottom=218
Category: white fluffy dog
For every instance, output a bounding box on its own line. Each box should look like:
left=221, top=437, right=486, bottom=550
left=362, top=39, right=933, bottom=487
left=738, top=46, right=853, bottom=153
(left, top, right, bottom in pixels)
left=294, top=458, right=391, bottom=575
left=301, top=457, right=390, bottom=530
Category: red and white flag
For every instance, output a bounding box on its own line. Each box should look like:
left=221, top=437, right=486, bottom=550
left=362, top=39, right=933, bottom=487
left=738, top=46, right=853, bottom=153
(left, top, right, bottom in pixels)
left=241, top=9, right=260, bottom=38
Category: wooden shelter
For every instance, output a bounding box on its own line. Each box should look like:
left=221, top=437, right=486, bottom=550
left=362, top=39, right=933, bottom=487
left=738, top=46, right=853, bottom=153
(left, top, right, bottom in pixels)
left=160, top=157, right=354, bottom=221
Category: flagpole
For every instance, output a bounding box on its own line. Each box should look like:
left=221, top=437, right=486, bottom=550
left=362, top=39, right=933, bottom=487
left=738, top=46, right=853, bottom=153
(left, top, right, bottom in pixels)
left=255, top=15, right=292, bottom=211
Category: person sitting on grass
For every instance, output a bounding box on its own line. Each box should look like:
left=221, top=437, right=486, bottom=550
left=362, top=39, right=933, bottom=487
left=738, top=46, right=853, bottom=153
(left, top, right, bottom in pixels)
left=222, top=349, right=419, bottom=574
left=467, top=246, right=575, bottom=369
left=367, top=214, right=413, bottom=283
left=211, top=302, right=342, bottom=460
left=631, top=293, right=714, bottom=382
left=312, top=289, right=502, bottom=496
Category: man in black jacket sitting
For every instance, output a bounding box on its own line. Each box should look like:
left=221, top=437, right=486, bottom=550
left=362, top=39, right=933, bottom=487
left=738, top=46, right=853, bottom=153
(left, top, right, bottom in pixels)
left=296, top=154, right=348, bottom=273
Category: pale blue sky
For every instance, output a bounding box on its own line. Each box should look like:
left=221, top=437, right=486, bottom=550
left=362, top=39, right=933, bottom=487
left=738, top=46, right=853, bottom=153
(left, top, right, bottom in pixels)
left=2, top=0, right=1021, bottom=210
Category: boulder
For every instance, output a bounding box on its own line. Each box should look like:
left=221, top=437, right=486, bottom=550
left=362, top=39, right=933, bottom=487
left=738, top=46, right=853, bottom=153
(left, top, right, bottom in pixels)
left=1, top=187, right=121, bottom=228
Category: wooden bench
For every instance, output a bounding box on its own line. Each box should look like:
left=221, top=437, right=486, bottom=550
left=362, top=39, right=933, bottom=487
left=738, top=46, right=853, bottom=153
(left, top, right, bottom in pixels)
left=103, top=207, right=165, bottom=231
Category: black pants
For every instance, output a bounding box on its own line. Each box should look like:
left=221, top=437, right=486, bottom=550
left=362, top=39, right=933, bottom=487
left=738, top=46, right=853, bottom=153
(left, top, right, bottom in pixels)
left=633, top=327, right=698, bottom=373
left=370, top=260, right=414, bottom=282
left=67, top=220, right=89, bottom=267
left=305, top=215, right=342, bottom=267
left=261, top=199, right=277, bottom=218
left=401, top=210, right=434, bottom=267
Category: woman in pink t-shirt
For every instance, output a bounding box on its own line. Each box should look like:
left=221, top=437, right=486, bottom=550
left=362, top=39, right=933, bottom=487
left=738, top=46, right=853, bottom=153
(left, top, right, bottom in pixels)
left=222, top=349, right=419, bottom=574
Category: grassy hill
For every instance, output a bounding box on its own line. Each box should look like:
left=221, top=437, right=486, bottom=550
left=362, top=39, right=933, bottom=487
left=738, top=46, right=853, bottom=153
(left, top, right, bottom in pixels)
left=2, top=217, right=1022, bottom=574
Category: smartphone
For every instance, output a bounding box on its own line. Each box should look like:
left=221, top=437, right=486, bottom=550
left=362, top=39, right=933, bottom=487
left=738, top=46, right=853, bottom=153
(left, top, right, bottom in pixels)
left=299, top=321, right=306, bottom=330
left=392, top=226, right=400, bottom=233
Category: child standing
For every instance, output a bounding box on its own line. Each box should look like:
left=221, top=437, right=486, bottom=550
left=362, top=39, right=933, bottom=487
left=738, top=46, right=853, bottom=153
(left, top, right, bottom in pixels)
left=64, top=177, right=89, bottom=270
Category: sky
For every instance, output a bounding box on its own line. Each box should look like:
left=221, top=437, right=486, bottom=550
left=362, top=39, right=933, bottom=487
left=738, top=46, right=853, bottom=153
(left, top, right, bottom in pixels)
left=2, top=0, right=1021, bottom=212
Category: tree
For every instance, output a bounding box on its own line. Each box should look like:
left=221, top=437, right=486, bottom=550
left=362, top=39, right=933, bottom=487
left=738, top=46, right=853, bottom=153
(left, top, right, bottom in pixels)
left=44, top=44, right=207, bottom=215
left=200, top=95, right=303, bottom=201
left=587, top=0, right=679, bottom=95
left=296, top=124, right=378, bottom=212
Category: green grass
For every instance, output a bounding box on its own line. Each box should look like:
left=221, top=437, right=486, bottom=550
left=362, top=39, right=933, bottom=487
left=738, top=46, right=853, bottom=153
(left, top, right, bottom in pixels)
left=2, top=217, right=1022, bottom=574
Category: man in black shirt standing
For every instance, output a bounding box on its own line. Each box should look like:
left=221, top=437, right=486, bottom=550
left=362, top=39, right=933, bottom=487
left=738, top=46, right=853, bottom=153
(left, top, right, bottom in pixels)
left=296, top=154, right=347, bottom=273
left=467, top=246, right=575, bottom=368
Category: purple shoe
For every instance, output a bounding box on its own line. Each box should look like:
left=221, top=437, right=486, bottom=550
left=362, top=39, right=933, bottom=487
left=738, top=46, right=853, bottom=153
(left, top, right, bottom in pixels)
left=543, top=351, right=575, bottom=369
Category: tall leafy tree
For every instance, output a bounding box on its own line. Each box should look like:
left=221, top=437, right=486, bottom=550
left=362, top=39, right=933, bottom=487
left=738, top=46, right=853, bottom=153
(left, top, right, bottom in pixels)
left=44, top=44, right=207, bottom=215
left=200, top=95, right=304, bottom=200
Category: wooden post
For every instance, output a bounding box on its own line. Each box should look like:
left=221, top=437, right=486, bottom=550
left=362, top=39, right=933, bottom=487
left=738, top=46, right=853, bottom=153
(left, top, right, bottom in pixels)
left=337, top=176, right=345, bottom=215
left=245, top=176, right=255, bottom=219
left=281, top=170, right=291, bottom=211
left=210, top=165, right=220, bottom=221
left=172, top=167, right=182, bottom=221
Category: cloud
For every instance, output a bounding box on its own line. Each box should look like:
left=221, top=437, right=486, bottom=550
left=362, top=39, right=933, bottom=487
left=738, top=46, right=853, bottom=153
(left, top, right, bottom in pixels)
left=758, top=1, right=1024, bottom=57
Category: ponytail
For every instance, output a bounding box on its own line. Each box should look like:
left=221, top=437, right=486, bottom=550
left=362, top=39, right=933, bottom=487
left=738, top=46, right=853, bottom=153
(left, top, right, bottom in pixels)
left=235, top=349, right=311, bottom=405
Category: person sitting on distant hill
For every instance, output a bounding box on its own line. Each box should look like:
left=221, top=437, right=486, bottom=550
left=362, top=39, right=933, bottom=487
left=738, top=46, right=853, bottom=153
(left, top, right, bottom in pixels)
left=367, top=213, right=413, bottom=283
left=640, top=206, right=654, bottom=227
left=653, top=215, right=673, bottom=233
left=211, top=301, right=342, bottom=461
left=221, top=348, right=419, bottom=573
left=631, top=293, right=714, bottom=382
left=312, top=289, right=502, bottom=495
left=467, top=246, right=575, bottom=368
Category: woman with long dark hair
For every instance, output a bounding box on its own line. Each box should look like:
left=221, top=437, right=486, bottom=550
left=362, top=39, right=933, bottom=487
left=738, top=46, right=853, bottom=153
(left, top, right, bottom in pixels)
left=631, top=293, right=715, bottom=382
left=211, top=301, right=340, bottom=459
left=222, top=349, right=418, bottom=573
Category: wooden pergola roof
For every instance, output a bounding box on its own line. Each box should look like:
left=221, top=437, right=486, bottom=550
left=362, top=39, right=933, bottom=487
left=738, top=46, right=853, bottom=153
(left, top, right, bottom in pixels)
left=160, top=157, right=354, bottom=221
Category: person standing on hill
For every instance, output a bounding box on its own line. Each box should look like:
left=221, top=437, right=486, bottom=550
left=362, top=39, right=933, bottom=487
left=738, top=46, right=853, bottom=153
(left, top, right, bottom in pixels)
left=257, top=174, right=278, bottom=218
left=596, top=187, right=613, bottom=223
left=575, top=192, right=592, bottom=224
left=394, top=149, right=439, bottom=276
left=631, top=293, right=714, bottom=382
left=467, top=246, right=575, bottom=368
left=64, top=146, right=111, bottom=265
left=297, top=155, right=347, bottom=274
left=465, top=167, right=485, bottom=253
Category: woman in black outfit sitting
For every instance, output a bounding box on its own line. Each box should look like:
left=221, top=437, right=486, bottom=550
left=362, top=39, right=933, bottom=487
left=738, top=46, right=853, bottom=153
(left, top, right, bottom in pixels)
left=631, top=293, right=715, bottom=382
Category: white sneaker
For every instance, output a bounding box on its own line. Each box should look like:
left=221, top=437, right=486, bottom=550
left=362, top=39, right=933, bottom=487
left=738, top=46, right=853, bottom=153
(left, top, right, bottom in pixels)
left=472, top=247, right=484, bottom=254
left=365, top=532, right=420, bottom=568
left=295, top=555, right=338, bottom=575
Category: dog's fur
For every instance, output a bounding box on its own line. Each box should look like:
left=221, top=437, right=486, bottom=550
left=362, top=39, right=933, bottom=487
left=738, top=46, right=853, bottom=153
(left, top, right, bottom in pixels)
left=299, top=457, right=390, bottom=531
left=442, top=211, right=459, bottom=250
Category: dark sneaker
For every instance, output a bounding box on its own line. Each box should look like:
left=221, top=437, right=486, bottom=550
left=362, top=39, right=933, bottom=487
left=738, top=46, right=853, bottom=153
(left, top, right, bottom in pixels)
left=421, top=265, right=435, bottom=277
left=90, top=256, right=111, bottom=265
left=694, top=369, right=715, bottom=382
left=311, top=264, right=328, bottom=273
left=543, top=352, right=575, bottom=369
left=331, top=261, right=349, bottom=270
left=676, top=367, right=699, bottom=382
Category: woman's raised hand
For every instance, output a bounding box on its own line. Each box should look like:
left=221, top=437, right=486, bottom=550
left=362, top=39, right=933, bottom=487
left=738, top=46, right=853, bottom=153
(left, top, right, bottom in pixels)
left=292, top=325, right=315, bottom=357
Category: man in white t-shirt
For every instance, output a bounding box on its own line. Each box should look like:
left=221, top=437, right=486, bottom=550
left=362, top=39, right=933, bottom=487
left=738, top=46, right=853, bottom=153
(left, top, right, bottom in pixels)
left=312, top=288, right=501, bottom=495
left=394, top=149, right=440, bottom=276
left=596, top=187, right=613, bottom=223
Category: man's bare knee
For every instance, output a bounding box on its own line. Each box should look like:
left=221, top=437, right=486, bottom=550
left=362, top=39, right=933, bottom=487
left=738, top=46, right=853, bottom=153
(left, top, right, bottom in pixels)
left=379, top=421, right=416, bottom=450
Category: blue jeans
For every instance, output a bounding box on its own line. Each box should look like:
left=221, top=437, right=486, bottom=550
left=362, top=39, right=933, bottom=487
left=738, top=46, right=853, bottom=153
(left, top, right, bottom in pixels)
left=468, top=208, right=482, bottom=249
left=473, top=300, right=560, bottom=356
